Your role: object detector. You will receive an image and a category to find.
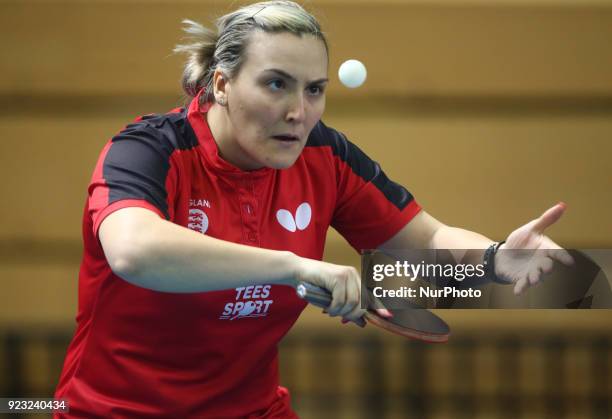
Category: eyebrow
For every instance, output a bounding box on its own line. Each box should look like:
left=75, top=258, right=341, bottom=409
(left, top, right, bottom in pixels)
left=263, top=68, right=328, bottom=84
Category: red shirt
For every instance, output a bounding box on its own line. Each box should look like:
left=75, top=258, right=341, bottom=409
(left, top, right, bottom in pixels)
left=55, top=93, right=421, bottom=418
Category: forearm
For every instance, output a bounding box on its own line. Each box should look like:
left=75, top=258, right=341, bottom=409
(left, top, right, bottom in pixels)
left=101, top=209, right=299, bottom=293
left=429, top=225, right=494, bottom=266
left=380, top=212, right=495, bottom=266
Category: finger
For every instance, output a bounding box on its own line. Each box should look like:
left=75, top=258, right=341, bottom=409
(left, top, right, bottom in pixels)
left=338, top=274, right=360, bottom=317
left=343, top=304, right=366, bottom=324
left=540, top=256, right=554, bottom=275
left=528, top=263, right=542, bottom=286
left=337, top=298, right=357, bottom=317
left=375, top=308, right=393, bottom=318
left=547, top=248, right=575, bottom=266
left=531, top=202, right=566, bottom=234
left=327, top=279, right=346, bottom=317
left=514, top=277, right=529, bottom=295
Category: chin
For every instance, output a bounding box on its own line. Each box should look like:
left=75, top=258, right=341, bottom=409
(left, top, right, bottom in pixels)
left=264, top=154, right=301, bottom=170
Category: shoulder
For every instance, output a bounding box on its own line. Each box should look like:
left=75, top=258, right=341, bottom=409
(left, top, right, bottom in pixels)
left=113, top=108, right=199, bottom=153
left=305, top=120, right=350, bottom=156
left=305, top=120, right=377, bottom=171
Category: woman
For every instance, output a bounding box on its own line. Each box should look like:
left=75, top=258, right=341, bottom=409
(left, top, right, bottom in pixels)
left=55, top=1, right=571, bottom=417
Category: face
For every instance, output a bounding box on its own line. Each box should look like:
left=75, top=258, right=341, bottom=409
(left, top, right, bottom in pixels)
left=216, top=30, right=328, bottom=170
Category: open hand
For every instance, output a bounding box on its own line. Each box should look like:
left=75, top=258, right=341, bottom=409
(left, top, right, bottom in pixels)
left=494, top=203, right=574, bottom=295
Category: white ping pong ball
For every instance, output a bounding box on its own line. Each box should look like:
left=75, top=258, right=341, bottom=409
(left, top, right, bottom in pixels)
left=338, top=59, right=367, bottom=88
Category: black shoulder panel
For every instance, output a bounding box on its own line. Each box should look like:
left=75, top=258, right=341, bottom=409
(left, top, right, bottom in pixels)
left=306, top=121, right=414, bottom=210
left=103, top=109, right=198, bottom=218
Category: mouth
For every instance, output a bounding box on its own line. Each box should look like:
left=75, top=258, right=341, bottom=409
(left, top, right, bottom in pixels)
left=271, top=134, right=300, bottom=143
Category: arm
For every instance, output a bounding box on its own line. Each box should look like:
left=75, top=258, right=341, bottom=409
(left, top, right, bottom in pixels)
left=99, top=207, right=366, bottom=322
left=379, top=210, right=492, bottom=267
left=100, top=207, right=297, bottom=292
left=379, top=204, right=573, bottom=294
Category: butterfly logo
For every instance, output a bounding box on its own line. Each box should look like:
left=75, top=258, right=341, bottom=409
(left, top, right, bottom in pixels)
left=276, top=202, right=312, bottom=232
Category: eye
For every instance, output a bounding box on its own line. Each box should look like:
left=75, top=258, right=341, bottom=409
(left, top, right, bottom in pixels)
left=267, top=79, right=285, bottom=91
left=307, top=84, right=325, bottom=96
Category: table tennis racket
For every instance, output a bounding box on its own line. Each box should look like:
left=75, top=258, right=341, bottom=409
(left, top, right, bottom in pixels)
left=296, top=282, right=450, bottom=343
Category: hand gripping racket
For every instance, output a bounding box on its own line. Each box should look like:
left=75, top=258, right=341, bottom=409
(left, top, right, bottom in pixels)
left=296, top=282, right=450, bottom=343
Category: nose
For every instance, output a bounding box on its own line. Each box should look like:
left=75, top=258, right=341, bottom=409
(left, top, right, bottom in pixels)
left=285, top=92, right=306, bottom=124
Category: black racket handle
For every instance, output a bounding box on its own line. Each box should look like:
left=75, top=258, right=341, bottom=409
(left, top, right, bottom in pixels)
left=296, top=282, right=333, bottom=309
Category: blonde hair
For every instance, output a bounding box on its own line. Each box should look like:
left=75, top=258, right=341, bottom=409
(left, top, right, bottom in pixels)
left=174, top=1, right=328, bottom=104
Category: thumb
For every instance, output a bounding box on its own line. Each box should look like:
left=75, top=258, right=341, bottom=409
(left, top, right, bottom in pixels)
left=375, top=308, right=393, bottom=319
left=531, top=202, right=566, bottom=233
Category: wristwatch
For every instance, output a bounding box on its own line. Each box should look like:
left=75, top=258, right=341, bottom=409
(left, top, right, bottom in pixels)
left=483, top=241, right=510, bottom=284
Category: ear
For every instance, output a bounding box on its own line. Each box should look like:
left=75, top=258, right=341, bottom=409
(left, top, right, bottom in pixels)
left=212, top=68, right=229, bottom=106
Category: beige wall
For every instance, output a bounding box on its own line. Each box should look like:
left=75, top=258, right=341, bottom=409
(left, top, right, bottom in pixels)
left=0, top=0, right=611, bottom=328
left=3, top=0, right=612, bottom=96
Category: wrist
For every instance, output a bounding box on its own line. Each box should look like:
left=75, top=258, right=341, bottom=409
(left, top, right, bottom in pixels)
left=484, top=241, right=508, bottom=284
left=493, top=242, right=506, bottom=277
left=279, top=251, right=301, bottom=288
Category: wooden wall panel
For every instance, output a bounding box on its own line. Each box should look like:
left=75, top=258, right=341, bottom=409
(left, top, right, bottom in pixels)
left=1, top=0, right=611, bottom=96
